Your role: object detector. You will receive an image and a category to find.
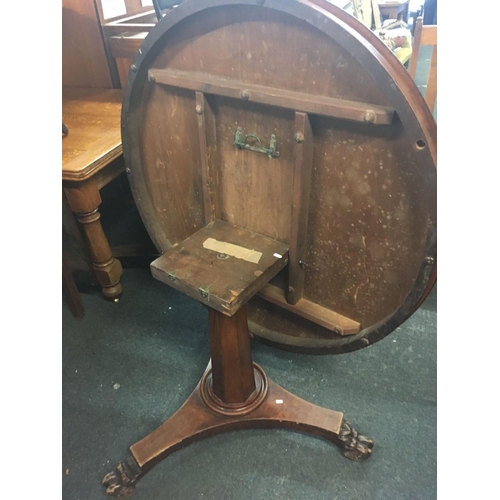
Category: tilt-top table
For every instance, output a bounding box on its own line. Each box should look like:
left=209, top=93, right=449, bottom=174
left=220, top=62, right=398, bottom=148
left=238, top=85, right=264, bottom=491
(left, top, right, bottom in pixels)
left=101, top=1, right=436, bottom=496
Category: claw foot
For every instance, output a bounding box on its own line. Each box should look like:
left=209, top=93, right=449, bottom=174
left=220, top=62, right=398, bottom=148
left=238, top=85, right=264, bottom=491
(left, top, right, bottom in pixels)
left=338, top=419, right=374, bottom=461
left=102, top=457, right=141, bottom=498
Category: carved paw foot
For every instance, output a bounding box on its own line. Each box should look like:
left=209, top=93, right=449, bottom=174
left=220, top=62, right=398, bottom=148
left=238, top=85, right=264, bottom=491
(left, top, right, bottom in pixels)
left=102, top=457, right=141, bottom=498
left=338, top=419, right=374, bottom=461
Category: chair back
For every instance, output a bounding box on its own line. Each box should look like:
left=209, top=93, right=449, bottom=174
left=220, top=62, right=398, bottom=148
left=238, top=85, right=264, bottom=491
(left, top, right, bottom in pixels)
left=408, top=16, right=437, bottom=114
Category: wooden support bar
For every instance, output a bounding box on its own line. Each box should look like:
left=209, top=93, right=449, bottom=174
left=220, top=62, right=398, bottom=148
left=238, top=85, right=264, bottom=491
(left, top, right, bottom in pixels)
left=103, top=23, right=155, bottom=35
left=149, top=69, right=395, bottom=125
left=258, top=284, right=360, bottom=336
left=420, top=26, right=437, bottom=46
left=287, top=112, right=314, bottom=304
left=426, top=46, right=437, bottom=112
left=195, top=92, right=219, bottom=223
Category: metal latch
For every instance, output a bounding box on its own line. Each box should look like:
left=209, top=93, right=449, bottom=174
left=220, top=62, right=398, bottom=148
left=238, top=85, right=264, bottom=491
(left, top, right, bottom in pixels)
left=234, top=127, right=280, bottom=159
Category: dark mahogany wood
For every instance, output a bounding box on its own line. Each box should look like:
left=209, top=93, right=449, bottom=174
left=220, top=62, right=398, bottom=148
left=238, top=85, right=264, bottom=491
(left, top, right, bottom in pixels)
left=149, top=68, right=395, bottom=125
left=209, top=307, right=256, bottom=403
left=121, top=0, right=437, bottom=353
left=150, top=220, right=289, bottom=315
left=103, top=307, right=373, bottom=497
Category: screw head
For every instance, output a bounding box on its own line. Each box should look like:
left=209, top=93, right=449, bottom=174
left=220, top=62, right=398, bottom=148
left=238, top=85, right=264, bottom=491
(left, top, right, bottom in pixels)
left=363, top=110, right=375, bottom=123
left=288, top=286, right=295, bottom=293
left=113, top=298, right=120, bottom=303
left=294, top=133, right=304, bottom=143
left=195, top=104, right=203, bottom=115
left=149, top=74, right=156, bottom=82
left=131, top=64, right=137, bottom=73
left=241, top=89, right=250, bottom=100
left=125, top=168, right=131, bottom=175
left=425, top=256, right=435, bottom=265
left=361, top=338, right=370, bottom=346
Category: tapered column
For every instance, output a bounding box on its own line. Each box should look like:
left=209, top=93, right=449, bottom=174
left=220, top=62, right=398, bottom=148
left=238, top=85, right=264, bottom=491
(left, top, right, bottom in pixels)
left=209, top=307, right=256, bottom=404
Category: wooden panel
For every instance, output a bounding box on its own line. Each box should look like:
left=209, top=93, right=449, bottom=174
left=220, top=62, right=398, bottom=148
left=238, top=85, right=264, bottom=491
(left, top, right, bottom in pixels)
left=287, top=112, right=314, bottom=304
left=139, top=84, right=205, bottom=246
left=258, top=284, right=360, bottom=335
left=151, top=220, right=289, bottom=315
left=301, top=117, right=429, bottom=326
left=62, top=0, right=113, bottom=88
left=94, top=155, right=125, bottom=189
left=150, top=69, right=395, bottom=125
left=212, top=97, right=295, bottom=242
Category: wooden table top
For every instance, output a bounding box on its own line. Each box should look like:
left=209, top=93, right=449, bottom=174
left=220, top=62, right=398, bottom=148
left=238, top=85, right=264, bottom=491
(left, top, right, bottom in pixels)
left=62, top=88, right=123, bottom=182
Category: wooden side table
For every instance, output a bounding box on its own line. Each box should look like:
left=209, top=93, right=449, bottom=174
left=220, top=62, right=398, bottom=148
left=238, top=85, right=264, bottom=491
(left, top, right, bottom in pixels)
left=62, top=88, right=124, bottom=299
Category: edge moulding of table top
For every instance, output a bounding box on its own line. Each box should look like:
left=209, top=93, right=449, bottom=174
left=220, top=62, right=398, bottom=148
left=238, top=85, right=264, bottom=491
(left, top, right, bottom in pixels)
left=62, top=88, right=124, bottom=299
left=101, top=0, right=436, bottom=497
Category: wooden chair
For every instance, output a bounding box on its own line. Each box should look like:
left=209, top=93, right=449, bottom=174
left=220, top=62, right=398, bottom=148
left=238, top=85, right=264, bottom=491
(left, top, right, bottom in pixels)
left=95, top=0, right=158, bottom=88
left=408, top=16, right=436, bottom=113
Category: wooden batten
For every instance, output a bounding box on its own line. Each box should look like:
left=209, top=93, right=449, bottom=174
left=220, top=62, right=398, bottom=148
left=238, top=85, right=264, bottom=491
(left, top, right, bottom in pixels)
left=258, top=284, right=360, bottom=336
left=195, top=92, right=220, bottom=224
left=287, top=112, right=314, bottom=304
left=149, top=69, right=395, bottom=125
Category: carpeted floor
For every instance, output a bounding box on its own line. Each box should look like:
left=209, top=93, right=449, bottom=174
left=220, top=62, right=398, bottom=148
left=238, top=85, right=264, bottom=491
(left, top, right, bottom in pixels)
left=62, top=268, right=436, bottom=500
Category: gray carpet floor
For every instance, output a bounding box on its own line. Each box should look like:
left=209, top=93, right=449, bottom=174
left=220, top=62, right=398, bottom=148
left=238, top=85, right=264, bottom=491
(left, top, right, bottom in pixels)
left=62, top=268, right=436, bottom=500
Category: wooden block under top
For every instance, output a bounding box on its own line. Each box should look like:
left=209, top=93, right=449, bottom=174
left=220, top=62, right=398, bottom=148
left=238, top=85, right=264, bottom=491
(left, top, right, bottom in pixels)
left=151, top=220, right=289, bottom=316
left=258, top=284, right=361, bottom=336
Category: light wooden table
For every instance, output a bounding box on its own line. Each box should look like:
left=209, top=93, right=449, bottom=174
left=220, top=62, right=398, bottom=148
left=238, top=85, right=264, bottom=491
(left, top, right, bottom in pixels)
left=62, top=87, right=124, bottom=299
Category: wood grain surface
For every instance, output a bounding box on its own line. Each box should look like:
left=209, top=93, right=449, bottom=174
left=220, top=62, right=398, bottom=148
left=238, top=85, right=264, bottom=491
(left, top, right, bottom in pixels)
left=62, top=88, right=123, bottom=181
left=151, top=220, right=289, bottom=315
left=121, top=0, right=437, bottom=353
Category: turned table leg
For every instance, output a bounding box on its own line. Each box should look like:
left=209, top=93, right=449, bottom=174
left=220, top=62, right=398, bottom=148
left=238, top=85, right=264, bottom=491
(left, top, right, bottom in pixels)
left=64, top=179, right=123, bottom=299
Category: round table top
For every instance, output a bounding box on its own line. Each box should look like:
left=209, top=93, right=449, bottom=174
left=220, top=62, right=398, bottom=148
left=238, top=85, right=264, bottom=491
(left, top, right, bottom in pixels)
left=121, top=0, right=436, bottom=354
